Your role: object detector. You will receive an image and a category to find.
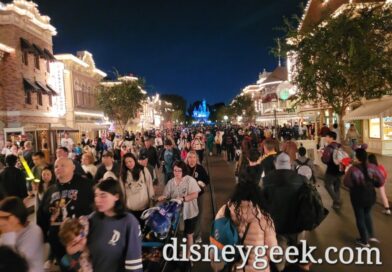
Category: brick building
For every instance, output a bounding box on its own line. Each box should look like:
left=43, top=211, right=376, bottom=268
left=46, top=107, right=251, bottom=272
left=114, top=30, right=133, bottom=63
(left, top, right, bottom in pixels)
left=0, top=0, right=65, bottom=151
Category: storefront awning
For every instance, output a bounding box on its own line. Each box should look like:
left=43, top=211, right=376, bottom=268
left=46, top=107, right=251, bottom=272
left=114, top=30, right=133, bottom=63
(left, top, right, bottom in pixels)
left=256, top=114, right=302, bottom=122
left=23, top=78, right=41, bottom=93
left=32, top=44, right=46, bottom=58
left=343, top=98, right=392, bottom=121
left=43, top=48, right=56, bottom=61
left=46, top=84, right=58, bottom=96
left=20, top=38, right=35, bottom=53
left=50, top=124, right=79, bottom=132
left=35, top=81, right=58, bottom=96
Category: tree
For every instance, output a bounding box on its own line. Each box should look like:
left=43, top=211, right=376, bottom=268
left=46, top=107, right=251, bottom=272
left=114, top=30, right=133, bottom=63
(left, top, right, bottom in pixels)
left=281, top=3, right=392, bottom=136
left=97, top=79, right=147, bottom=133
left=210, top=102, right=228, bottom=122
left=229, top=95, right=255, bottom=123
left=160, top=94, right=187, bottom=122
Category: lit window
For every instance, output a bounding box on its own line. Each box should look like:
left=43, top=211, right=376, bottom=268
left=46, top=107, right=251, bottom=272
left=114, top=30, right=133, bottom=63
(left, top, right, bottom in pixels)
left=369, top=118, right=381, bottom=138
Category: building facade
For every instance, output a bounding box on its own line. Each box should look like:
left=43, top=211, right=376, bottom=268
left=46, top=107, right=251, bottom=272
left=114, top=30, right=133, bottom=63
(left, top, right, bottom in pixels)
left=55, top=51, right=107, bottom=142
left=295, top=0, right=389, bottom=154
left=0, top=0, right=64, bottom=150
left=101, top=76, right=174, bottom=132
left=237, top=66, right=300, bottom=127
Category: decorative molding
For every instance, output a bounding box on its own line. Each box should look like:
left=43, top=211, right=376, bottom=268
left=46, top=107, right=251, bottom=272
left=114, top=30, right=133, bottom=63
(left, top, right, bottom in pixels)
left=0, top=42, right=15, bottom=53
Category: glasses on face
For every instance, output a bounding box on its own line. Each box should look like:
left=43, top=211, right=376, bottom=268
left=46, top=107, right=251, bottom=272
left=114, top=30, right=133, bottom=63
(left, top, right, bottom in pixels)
left=173, top=169, right=182, bottom=173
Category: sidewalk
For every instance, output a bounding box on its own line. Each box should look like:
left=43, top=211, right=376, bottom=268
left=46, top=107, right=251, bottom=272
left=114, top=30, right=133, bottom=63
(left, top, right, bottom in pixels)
left=313, top=148, right=392, bottom=207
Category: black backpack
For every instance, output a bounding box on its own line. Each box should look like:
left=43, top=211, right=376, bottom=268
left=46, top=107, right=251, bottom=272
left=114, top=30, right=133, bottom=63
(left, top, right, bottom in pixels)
left=295, top=181, right=329, bottom=232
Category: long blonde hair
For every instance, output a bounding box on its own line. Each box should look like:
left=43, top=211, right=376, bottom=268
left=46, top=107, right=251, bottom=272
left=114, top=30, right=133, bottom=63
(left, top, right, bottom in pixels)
left=185, top=150, right=199, bottom=165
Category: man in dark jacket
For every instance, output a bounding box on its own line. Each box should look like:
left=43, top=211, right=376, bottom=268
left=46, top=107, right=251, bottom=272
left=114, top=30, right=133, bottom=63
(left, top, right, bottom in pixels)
left=260, top=138, right=277, bottom=179
left=321, top=131, right=343, bottom=209
left=37, top=158, right=94, bottom=270
left=0, top=155, right=27, bottom=200
left=223, top=132, right=236, bottom=162
left=142, top=137, right=159, bottom=168
left=93, top=150, right=120, bottom=183
left=138, top=151, right=158, bottom=185
left=262, top=152, right=306, bottom=271
left=159, top=139, right=181, bottom=184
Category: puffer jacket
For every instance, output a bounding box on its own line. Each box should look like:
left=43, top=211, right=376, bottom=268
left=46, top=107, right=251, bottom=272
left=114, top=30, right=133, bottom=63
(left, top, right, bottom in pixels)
left=212, top=201, right=277, bottom=272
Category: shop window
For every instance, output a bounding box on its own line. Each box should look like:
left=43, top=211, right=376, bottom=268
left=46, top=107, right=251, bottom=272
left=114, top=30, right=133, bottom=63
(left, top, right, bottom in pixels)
left=369, top=118, right=381, bottom=139
left=34, top=55, right=40, bottom=69
left=37, top=92, right=43, bottom=106
left=383, top=117, right=392, bottom=140
left=22, top=51, right=28, bottom=66
left=25, top=90, right=31, bottom=104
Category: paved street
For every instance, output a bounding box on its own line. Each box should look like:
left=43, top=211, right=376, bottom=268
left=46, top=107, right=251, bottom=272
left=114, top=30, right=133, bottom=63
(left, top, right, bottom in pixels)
left=192, top=154, right=392, bottom=272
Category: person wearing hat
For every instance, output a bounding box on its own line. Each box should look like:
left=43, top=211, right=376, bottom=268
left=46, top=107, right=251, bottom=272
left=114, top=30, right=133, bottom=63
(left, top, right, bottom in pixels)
left=261, top=152, right=307, bottom=272
left=138, top=151, right=158, bottom=186
left=94, top=151, right=120, bottom=183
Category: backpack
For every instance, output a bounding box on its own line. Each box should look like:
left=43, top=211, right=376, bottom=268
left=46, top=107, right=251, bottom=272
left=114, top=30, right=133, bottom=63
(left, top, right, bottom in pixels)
left=295, top=159, right=313, bottom=181
left=350, top=166, right=378, bottom=208
left=332, top=147, right=349, bottom=171
left=210, top=205, right=250, bottom=272
left=295, top=181, right=329, bottom=232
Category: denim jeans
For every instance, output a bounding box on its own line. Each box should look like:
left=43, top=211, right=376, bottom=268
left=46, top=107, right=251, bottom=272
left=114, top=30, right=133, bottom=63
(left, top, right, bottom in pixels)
left=324, top=174, right=341, bottom=205
left=353, top=205, right=374, bottom=243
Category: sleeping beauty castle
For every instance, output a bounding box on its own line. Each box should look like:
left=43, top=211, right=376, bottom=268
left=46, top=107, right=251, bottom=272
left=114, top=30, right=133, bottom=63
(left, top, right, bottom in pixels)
left=192, top=99, right=210, bottom=122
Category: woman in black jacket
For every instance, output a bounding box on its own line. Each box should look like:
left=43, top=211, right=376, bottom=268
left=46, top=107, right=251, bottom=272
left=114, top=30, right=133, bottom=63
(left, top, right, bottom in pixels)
left=185, top=150, right=210, bottom=244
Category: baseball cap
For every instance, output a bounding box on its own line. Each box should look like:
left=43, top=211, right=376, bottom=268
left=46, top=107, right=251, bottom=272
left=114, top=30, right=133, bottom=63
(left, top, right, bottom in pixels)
left=275, top=152, right=291, bottom=170
left=138, top=150, right=148, bottom=160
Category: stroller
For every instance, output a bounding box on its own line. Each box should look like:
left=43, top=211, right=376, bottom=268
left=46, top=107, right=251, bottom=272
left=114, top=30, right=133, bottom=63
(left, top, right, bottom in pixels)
left=141, top=199, right=183, bottom=272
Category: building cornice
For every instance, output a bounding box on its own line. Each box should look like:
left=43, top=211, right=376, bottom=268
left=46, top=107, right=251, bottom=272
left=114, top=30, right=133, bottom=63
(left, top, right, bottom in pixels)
left=0, top=0, right=56, bottom=43
left=55, top=53, right=107, bottom=78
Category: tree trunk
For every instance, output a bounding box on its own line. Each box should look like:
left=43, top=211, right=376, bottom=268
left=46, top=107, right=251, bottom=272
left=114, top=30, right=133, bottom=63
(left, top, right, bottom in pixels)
left=339, top=107, right=347, bottom=145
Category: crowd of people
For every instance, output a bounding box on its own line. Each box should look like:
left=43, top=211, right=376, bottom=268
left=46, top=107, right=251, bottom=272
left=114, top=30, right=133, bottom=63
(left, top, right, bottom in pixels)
left=0, top=122, right=389, bottom=272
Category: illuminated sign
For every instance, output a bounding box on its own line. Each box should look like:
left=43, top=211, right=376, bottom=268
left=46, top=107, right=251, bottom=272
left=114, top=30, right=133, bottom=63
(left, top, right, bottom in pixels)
left=48, top=62, right=66, bottom=116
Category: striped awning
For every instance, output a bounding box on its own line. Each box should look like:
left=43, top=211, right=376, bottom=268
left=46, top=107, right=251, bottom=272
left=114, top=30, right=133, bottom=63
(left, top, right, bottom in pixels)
left=343, top=98, right=392, bottom=121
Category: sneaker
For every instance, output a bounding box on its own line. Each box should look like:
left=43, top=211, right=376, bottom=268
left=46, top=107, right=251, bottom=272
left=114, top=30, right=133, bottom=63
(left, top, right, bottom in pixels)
left=369, top=237, right=380, bottom=244
left=382, top=208, right=391, bottom=215
left=355, top=239, right=370, bottom=247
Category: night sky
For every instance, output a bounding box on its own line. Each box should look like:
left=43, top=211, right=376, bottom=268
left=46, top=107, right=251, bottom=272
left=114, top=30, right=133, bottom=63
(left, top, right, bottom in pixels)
left=21, top=0, right=302, bottom=104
